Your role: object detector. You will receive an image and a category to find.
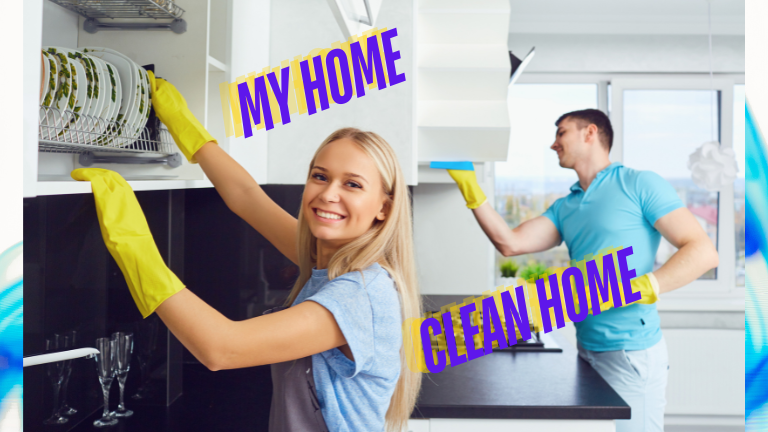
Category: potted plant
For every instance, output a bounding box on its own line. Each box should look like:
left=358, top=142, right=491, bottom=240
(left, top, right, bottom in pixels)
left=519, top=262, right=548, bottom=283
left=496, top=259, right=520, bottom=288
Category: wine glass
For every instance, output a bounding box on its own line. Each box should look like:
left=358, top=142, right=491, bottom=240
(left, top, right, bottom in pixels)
left=132, top=317, right=158, bottom=400
left=43, top=335, right=68, bottom=425
left=110, top=332, right=134, bottom=417
left=93, top=337, right=118, bottom=427
left=58, top=330, right=78, bottom=416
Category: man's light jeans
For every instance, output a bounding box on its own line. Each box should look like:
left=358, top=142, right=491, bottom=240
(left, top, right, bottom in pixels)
left=577, top=336, right=669, bottom=432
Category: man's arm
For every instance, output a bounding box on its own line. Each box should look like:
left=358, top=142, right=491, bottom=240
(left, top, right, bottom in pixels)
left=652, top=207, right=719, bottom=294
left=472, top=201, right=562, bottom=257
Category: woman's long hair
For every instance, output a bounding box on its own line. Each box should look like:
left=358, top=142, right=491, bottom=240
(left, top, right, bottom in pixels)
left=283, top=127, right=422, bottom=432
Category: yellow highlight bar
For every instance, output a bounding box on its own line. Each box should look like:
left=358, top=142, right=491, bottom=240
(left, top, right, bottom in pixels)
left=219, top=27, right=395, bottom=136
left=404, top=246, right=648, bottom=374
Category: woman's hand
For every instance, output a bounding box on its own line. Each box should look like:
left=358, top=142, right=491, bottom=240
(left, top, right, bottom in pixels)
left=147, top=71, right=298, bottom=263
left=71, top=168, right=185, bottom=318
left=147, top=70, right=216, bottom=164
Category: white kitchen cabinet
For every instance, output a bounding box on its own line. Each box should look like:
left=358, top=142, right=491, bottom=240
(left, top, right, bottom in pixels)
left=407, top=418, right=430, bottom=432
left=415, top=0, right=511, bottom=168
left=264, top=0, right=417, bottom=185
left=24, top=0, right=269, bottom=197
left=410, top=418, right=615, bottom=431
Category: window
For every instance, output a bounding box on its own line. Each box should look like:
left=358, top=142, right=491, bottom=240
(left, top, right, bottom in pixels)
left=622, top=89, right=719, bottom=280
left=734, top=84, right=745, bottom=287
left=494, top=84, right=597, bottom=278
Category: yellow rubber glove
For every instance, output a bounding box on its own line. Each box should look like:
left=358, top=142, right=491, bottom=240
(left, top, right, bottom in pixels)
left=71, top=168, right=186, bottom=318
left=447, top=169, right=487, bottom=209
left=628, top=273, right=660, bottom=305
left=147, top=70, right=217, bottom=164
left=528, top=269, right=660, bottom=330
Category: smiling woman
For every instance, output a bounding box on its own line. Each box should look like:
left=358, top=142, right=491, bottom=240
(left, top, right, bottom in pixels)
left=74, top=79, right=422, bottom=432
left=303, top=137, right=391, bottom=264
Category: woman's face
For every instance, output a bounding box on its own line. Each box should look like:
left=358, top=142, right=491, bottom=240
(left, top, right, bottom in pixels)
left=303, top=138, right=389, bottom=247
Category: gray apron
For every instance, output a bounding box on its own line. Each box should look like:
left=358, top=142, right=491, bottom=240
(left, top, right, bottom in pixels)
left=264, top=306, right=329, bottom=432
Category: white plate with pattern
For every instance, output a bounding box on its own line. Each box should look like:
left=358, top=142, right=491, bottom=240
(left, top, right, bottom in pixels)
left=43, top=47, right=72, bottom=114
left=80, top=47, right=140, bottom=141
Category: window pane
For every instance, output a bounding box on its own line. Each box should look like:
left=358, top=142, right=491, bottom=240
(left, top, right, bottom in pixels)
left=494, top=84, right=597, bottom=277
left=735, top=84, right=745, bottom=286
left=623, top=90, right=719, bottom=279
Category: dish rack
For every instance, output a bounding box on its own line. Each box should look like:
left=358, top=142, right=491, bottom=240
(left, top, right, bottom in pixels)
left=47, top=0, right=187, bottom=34
left=39, top=105, right=183, bottom=168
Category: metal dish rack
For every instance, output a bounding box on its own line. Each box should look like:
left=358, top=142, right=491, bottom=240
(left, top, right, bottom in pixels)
left=39, top=105, right=182, bottom=168
left=47, top=0, right=187, bottom=34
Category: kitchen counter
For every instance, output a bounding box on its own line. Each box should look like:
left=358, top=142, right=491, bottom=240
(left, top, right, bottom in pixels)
left=68, top=295, right=630, bottom=431
left=413, top=295, right=630, bottom=421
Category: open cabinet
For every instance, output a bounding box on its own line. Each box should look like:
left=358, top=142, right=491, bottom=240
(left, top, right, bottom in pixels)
left=24, top=0, right=263, bottom=197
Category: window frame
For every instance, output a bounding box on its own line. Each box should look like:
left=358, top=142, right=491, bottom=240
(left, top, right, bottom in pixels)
left=505, top=73, right=745, bottom=311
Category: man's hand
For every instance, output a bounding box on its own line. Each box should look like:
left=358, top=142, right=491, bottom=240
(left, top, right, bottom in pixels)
left=447, top=169, right=487, bottom=209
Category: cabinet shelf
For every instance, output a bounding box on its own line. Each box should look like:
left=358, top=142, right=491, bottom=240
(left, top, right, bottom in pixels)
left=38, top=105, right=182, bottom=167
left=49, top=0, right=185, bottom=19
left=207, top=56, right=228, bottom=72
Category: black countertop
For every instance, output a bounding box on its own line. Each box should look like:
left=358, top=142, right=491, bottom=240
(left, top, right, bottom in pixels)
left=68, top=295, right=629, bottom=431
left=413, top=295, right=631, bottom=420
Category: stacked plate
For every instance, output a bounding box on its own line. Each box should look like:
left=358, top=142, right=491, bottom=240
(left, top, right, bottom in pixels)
left=40, top=46, right=152, bottom=146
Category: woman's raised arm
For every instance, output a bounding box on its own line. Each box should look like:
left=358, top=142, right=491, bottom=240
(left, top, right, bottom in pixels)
left=195, top=142, right=298, bottom=264
left=148, top=71, right=298, bottom=264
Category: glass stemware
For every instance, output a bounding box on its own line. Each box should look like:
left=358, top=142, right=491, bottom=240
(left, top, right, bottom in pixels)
left=59, top=330, right=78, bottom=416
left=43, top=335, right=68, bottom=425
left=132, top=317, right=158, bottom=400
left=110, top=332, right=134, bottom=418
left=93, top=337, right=118, bottom=427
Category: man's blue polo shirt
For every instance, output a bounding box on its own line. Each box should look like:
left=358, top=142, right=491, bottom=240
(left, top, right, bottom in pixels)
left=542, top=162, right=684, bottom=351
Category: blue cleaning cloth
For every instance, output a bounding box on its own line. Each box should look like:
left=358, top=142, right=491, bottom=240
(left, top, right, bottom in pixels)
left=429, top=161, right=474, bottom=171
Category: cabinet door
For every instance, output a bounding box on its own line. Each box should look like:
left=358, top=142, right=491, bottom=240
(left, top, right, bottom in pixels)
left=407, top=419, right=430, bottom=432
left=430, top=418, right=615, bottom=432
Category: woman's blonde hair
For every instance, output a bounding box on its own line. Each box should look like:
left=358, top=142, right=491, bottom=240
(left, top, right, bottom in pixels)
left=283, top=127, right=422, bottom=432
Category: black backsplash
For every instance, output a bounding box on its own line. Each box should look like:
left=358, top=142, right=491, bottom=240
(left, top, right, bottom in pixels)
left=24, top=185, right=304, bottom=432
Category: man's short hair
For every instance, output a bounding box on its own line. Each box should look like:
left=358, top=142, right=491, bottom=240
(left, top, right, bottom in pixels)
left=555, top=109, right=614, bottom=152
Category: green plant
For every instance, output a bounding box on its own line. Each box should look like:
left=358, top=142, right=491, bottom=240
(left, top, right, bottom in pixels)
left=499, top=259, right=519, bottom=278
left=519, top=262, right=549, bottom=282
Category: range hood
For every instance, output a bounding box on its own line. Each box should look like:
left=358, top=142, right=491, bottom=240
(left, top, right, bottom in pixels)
left=509, top=47, right=536, bottom=87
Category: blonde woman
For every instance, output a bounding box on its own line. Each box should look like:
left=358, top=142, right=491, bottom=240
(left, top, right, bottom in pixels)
left=72, top=73, right=422, bottom=432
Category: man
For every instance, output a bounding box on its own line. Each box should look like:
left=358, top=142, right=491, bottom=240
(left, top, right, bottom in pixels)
left=447, top=109, right=719, bottom=432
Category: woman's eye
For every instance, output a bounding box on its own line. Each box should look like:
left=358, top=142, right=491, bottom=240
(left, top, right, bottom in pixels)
left=312, top=173, right=327, bottom=181
left=346, top=181, right=362, bottom=189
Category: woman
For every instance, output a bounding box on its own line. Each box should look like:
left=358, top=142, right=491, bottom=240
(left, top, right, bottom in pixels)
left=72, top=73, right=422, bottom=432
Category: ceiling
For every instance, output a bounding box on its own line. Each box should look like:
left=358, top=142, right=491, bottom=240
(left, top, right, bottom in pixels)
left=509, top=0, right=745, bottom=35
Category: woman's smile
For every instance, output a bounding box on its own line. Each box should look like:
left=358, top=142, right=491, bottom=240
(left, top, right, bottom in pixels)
left=302, top=137, right=388, bottom=249
left=313, top=207, right=346, bottom=222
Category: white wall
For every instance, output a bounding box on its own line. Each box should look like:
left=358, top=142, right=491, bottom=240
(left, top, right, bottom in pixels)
left=509, top=34, right=744, bottom=74
left=41, top=1, right=79, bottom=48
left=266, top=0, right=415, bottom=185
left=413, top=164, right=496, bottom=295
